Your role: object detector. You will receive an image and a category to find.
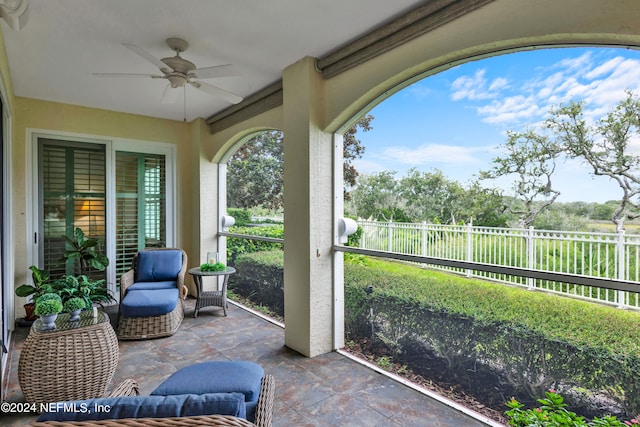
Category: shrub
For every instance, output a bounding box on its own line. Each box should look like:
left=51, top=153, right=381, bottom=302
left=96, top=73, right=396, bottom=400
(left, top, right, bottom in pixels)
left=343, top=258, right=640, bottom=416
left=229, top=250, right=284, bottom=316
left=63, top=297, right=86, bottom=312
left=226, top=225, right=284, bottom=263
left=34, top=294, right=63, bottom=315
left=505, top=390, right=634, bottom=426
left=227, top=208, right=252, bottom=226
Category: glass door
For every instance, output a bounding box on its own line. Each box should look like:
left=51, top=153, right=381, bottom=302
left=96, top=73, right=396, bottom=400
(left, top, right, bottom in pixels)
left=38, top=139, right=106, bottom=280
left=115, top=151, right=166, bottom=278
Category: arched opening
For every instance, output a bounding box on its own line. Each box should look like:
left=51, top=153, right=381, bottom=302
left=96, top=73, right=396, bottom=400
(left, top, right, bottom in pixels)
left=222, top=130, right=285, bottom=323
left=336, top=46, right=640, bottom=422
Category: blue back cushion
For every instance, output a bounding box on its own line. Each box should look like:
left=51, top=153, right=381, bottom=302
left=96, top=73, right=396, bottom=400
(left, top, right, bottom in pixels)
left=151, top=361, right=264, bottom=422
left=36, top=393, right=246, bottom=422
left=135, top=250, right=182, bottom=282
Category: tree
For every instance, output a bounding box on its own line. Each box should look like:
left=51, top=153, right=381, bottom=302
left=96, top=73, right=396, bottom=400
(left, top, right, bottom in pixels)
left=457, top=181, right=509, bottom=227
left=343, top=114, right=372, bottom=200
left=348, top=171, right=409, bottom=221
left=227, top=115, right=371, bottom=210
left=399, top=168, right=462, bottom=224
left=227, top=131, right=284, bottom=210
left=480, top=129, right=562, bottom=228
left=546, top=92, right=640, bottom=231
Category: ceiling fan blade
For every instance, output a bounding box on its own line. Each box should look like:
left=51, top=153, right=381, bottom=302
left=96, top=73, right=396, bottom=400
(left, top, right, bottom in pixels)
left=192, top=64, right=240, bottom=79
left=123, top=43, right=170, bottom=72
left=161, top=84, right=179, bottom=104
left=190, top=81, right=243, bottom=104
left=92, top=72, right=164, bottom=79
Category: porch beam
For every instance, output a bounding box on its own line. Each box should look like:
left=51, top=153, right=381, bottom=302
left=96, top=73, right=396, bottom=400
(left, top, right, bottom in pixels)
left=205, top=82, right=283, bottom=134
left=316, top=0, right=496, bottom=78
left=205, top=0, right=494, bottom=133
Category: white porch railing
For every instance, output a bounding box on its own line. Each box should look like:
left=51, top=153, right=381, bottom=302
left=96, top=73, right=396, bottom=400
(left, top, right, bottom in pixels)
left=357, top=220, right=640, bottom=308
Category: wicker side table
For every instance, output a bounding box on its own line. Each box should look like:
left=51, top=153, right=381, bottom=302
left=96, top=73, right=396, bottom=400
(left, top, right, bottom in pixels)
left=188, top=266, right=236, bottom=317
left=18, top=310, right=119, bottom=404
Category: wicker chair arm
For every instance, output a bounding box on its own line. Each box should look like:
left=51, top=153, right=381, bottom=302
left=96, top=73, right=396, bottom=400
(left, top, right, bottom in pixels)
left=253, top=374, right=275, bottom=427
left=176, top=249, right=188, bottom=290
left=31, top=414, right=257, bottom=426
left=120, top=269, right=135, bottom=299
left=107, top=379, right=140, bottom=398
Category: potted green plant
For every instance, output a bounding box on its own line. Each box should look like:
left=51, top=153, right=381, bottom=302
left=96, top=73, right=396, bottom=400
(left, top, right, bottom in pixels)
left=15, top=266, right=55, bottom=321
left=34, top=293, right=63, bottom=330
left=63, top=297, right=86, bottom=322
left=52, top=274, right=115, bottom=309
left=61, top=227, right=109, bottom=275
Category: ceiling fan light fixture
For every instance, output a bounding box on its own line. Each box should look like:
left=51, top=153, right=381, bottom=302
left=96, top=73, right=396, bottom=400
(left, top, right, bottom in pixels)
left=167, top=74, right=187, bottom=88
left=95, top=37, right=244, bottom=114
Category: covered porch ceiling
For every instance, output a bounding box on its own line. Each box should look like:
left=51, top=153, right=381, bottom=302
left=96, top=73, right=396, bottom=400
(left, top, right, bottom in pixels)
left=0, top=0, right=448, bottom=123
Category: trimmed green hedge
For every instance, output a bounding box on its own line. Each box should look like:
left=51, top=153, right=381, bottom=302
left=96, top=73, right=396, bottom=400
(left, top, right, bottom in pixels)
left=228, top=250, right=284, bottom=316
left=227, top=250, right=640, bottom=416
left=226, top=225, right=284, bottom=264
left=345, top=258, right=640, bottom=416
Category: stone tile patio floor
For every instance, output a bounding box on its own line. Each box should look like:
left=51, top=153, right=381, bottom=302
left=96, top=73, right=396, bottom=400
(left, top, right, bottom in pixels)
left=2, top=298, right=496, bottom=426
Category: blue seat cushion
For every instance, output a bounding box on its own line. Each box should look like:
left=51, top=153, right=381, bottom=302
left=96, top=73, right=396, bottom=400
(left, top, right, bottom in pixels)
left=151, top=361, right=264, bottom=422
left=120, top=288, right=178, bottom=317
left=36, top=393, right=246, bottom=422
left=128, top=280, right=177, bottom=291
left=135, top=250, right=183, bottom=282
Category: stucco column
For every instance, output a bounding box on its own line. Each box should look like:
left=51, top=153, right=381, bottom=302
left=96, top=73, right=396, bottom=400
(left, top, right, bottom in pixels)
left=192, top=118, right=218, bottom=297
left=283, top=57, right=334, bottom=357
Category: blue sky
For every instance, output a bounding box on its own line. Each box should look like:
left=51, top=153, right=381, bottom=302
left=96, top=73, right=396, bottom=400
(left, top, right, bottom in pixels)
left=354, top=47, right=640, bottom=203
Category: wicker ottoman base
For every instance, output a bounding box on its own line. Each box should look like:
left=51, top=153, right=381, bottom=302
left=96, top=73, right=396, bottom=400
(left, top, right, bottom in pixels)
left=116, top=299, right=184, bottom=340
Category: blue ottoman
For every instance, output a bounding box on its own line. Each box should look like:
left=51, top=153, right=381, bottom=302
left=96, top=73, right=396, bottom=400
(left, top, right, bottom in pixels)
left=151, top=361, right=265, bottom=422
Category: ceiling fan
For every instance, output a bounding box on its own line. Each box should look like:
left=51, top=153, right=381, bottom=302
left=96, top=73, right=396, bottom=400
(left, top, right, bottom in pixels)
left=94, top=37, right=243, bottom=106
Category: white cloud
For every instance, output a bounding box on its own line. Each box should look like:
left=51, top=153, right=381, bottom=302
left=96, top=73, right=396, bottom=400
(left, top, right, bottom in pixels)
left=382, top=143, right=487, bottom=166
left=450, top=69, right=509, bottom=101
left=488, top=77, right=509, bottom=91
left=555, top=51, right=593, bottom=75
left=584, top=56, right=625, bottom=79
left=352, top=158, right=391, bottom=174
left=477, top=95, right=543, bottom=124
left=465, top=51, right=640, bottom=127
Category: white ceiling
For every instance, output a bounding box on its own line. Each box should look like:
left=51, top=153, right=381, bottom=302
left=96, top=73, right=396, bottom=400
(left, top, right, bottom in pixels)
left=1, top=0, right=426, bottom=122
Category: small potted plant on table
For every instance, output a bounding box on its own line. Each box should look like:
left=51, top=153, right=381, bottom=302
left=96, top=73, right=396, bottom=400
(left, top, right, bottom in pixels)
left=63, top=297, right=86, bottom=322
left=34, top=293, right=63, bottom=330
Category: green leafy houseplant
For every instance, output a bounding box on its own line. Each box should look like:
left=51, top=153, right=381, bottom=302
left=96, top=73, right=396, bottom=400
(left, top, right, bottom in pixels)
left=53, top=274, right=115, bottom=309
left=61, top=227, right=109, bottom=275
left=15, top=266, right=55, bottom=300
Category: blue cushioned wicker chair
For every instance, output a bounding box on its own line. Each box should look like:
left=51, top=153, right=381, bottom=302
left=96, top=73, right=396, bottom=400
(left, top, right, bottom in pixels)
left=117, top=248, right=188, bottom=340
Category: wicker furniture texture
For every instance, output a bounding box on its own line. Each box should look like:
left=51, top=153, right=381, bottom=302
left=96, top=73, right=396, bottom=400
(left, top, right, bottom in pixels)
left=117, top=248, right=187, bottom=340
left=188, top=266, right=236, bottom=317
left=32, top=374, right=275, bottom=427
left=31, top=414, right=257, bottom=426
left=18, top=310, right=119, bottom=405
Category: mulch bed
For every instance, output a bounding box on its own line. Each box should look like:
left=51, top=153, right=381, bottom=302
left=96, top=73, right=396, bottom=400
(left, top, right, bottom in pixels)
left=344, top=338, right=510, bottom=425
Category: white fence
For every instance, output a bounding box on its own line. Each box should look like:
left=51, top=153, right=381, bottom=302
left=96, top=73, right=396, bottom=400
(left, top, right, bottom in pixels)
left=357, top=220, right=640, bottom=308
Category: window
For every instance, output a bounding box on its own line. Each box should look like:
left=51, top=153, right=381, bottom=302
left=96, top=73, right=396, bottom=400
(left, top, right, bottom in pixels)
left=115, top=151, right=166, bottom=277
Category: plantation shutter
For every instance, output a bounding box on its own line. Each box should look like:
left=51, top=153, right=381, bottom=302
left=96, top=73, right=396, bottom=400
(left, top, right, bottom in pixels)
left=39, top=140, right=106, bottom=279
left=115, top=152, right=166, bottom=278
